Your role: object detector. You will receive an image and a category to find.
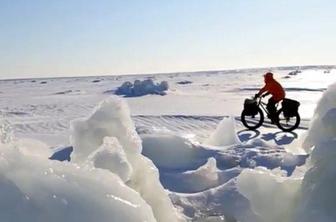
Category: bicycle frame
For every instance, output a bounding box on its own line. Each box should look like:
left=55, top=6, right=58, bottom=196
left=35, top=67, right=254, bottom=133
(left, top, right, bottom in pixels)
left=254, top=97, right=279, bottom=119
left=242, top=96, right=300, bottom=131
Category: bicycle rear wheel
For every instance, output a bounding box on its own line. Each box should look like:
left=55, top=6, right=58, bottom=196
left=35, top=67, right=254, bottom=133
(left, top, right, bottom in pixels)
left=276, top=108, right=300, bottom=132
left=241, top=108, right=264, bottom=130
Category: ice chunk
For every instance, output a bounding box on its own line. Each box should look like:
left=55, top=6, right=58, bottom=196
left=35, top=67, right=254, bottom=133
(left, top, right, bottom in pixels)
left=292, top=82, right=336, bottom=221
left=71, top=97, right=181, bottom=222
left=194, top=157, right=218, bottom=182
left=0, top=141, right=156, bottom=222
left=142, top=134, right=209, bottom=170
left=205, top=116, right=241, bottom=147
left=171, top=180, right=259, bottom=222
left=158, top=81, right=169, bottom=91
left=87, top=137, right=132, bottom=182
left=115, top=79, right=168, bottom=97
left=161, top=158, right=241, bottom=193
left=303, top=82, right=336, bottom=151
left=237, top=168, right=301, bottom=222
left=0, top=119, right=13, bottom=144
left=71, top=97, right=142, bottom=162
left=16, top=138, right=52, bottom=159
left=293, top=139, right=336, bottom=222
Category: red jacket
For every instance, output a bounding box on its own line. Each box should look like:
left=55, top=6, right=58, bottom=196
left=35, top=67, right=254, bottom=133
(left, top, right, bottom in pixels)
left=258, top=76, right=285, bottom=102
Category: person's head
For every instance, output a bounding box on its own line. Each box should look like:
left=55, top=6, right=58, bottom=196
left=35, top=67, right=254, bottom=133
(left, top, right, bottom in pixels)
left=264, top=72, right=274, bottom=83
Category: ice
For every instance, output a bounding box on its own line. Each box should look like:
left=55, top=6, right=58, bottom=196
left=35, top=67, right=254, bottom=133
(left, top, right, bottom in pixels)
left=293, top=85, right=336, bottom=221
left=236, top=81, right=336, bottom=222
left=171, top=180, right=260, bottom=222
left=2, top=67, right=336, bottom=221
left=189, top=157, right=218, bottom=186
left=303, top=82, right=336, bottom=151
left=71, top=97, right=142, bottom=162
left=71, top=97, right=181, bottom=222
left=0, top=140, right=157, bottom=222
left=87, top=137, right=133, bottom=182
left=237, top=168, right=301, bottom=222
left=161, top=158, right=241, bottom=193
left=0, top=119, right=13, bottom=144
left=115, top=79, right=169, bottom=97
left=142, top=134, right=209, bottom=170
left=293, top=139, right=336, bottom=222
left=205, top=116, right=241, bottom=147
left=16, top=138, right=52, bottom=159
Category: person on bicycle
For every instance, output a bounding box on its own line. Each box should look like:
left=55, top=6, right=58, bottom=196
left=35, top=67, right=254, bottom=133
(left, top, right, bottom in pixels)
left=254, top=72, right=285, bottom=123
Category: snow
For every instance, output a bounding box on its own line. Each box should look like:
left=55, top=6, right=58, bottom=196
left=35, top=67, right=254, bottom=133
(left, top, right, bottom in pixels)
left=1, top=66, right=336, bottom=221
left=236, top=78, right=336, bottom=222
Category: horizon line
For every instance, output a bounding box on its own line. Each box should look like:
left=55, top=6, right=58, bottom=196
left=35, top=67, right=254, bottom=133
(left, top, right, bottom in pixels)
left=1, top=64, right=335, bottom=81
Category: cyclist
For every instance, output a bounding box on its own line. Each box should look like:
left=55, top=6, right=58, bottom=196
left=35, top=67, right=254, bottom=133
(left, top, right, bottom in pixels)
left=254, top=72, right=285, bottom=123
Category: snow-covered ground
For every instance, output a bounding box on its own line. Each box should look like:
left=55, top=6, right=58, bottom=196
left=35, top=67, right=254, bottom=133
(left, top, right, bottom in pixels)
left=0, top=66, right=335, bottom=221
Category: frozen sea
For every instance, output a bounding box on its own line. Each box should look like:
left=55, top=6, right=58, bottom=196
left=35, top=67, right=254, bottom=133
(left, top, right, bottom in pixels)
left=0, top=66, right=336, bottom=222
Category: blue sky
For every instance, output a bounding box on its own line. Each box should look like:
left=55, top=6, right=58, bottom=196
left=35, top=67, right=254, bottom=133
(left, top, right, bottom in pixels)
left=0, top=0, right=335, bottom=78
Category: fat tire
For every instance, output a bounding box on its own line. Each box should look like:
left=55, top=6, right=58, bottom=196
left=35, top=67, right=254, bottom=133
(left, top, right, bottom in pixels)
left=276, top=108, right=300, bottom=132
left=241, top=108, right=264, bottom=130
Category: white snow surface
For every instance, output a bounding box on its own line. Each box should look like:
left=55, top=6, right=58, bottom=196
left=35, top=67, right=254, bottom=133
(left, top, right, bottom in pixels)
left=236, top=79, right=336, bottom=222
left=0, top=66, right=335, bottom=221
left=1, top=67, right=332, bottom=145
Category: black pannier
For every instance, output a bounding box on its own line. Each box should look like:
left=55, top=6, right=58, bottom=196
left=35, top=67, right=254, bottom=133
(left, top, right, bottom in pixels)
left=282, top=98, right=300, bottom=117
left=244, top=99, right=258, bottom=116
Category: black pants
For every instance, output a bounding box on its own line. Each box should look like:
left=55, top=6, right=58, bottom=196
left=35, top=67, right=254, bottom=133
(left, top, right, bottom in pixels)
left=266, top=97, right=277, bottom=119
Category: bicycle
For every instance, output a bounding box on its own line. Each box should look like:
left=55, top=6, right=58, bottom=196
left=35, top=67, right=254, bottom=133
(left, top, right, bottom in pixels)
left=241, top=96, right=300, bottom=132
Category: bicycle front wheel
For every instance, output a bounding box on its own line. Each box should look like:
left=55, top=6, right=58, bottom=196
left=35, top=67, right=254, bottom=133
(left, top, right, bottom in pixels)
left=241, top=108, right=264, bottom=130
left=276, top=108, right=300, bottom=132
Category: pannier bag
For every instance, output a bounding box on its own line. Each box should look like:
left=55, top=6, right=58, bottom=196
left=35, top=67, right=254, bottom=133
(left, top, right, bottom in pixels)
left=282, top=98, right=300, bottom=117
left=244, top=99, right=259, bottom=116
